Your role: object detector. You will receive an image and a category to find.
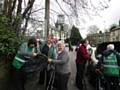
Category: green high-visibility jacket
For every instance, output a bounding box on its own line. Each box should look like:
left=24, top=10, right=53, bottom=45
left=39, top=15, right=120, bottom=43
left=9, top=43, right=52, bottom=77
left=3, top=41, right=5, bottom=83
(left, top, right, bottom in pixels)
left=103, top=53, right=119, bottom=77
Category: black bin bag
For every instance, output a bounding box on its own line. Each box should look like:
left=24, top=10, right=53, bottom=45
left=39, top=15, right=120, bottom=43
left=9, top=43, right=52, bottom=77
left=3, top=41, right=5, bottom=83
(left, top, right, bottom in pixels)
left=22, top=54, right=48, bottom=73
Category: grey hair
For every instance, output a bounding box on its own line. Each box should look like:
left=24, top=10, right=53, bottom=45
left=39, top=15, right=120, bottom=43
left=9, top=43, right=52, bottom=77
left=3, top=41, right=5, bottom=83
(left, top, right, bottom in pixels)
left=57, top=41, right=65, bottom=47
left=107, top=44, right=114, bottom=50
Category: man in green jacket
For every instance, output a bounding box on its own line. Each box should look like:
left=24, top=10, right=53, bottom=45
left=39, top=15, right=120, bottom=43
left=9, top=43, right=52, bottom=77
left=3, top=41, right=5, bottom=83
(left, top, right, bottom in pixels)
left=38, top=35, right=56, bottom=89
left=96, top=44, right=120, bottom=90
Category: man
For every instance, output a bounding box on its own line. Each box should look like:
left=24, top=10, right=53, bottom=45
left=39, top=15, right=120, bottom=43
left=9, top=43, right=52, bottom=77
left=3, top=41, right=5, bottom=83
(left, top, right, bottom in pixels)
left=48, top=41, right=71, bottom=90
left=75, top=39, right=91, bottom=90
left=96, top=44, right=120, bottom=90
left=38, top=35, right=56, bottom=89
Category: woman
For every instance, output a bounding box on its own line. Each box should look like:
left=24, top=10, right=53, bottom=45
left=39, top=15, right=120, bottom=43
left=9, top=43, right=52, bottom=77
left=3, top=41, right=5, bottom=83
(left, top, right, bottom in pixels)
left=12, top=37, right=39, bottom=90
left=75, top=39, right=91, bottom=90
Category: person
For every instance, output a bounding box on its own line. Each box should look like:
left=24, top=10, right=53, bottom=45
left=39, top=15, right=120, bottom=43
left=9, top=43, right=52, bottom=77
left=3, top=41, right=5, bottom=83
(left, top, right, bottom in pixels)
left=48, top=41, right=71, bottom=90
left=75, top=39, right=91, bottom=90
left=11, top=37, right=39, bottom=90
left=87, top=44, right=93, bottom=56
left=38, top=35, right=56, bottom=89
left=68, top=41, right=73, bottom=51
left=75, top=42, right=80, bottom=52
left=96, top=44, right=120, bottom=90
left=86, top=44, right=98, bottom=86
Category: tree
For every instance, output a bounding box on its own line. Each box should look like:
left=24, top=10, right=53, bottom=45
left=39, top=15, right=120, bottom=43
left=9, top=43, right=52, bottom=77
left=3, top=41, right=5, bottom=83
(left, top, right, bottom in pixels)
left=87, top=25, right=99, bottom=34
left=2, top=0, right=35, bottom=35
left=70, top=25, right=83, bottom=45
left=61, top=0, right=111, bottom=25
left=0, top=16, right=24, bottom=60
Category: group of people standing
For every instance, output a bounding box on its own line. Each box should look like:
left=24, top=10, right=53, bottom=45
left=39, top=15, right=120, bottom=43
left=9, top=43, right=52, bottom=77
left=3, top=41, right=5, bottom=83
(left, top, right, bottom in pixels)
left=11, top=35, right=120, bottom=90
left=11, top=35, right=71, bottom=90
left=75, top=39, right=120, bottom=90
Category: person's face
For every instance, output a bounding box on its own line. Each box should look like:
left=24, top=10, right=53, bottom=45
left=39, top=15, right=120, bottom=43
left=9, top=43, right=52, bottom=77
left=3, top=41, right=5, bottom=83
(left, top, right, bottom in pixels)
left=84, top=40, right=89, bottom=47
left=29, top=44, right=35, bottom=48
left=58, top=43, right=64, bottom=51
left=51, top=36, right=55, bottom=44
left=47, top=36, right=52, bottom=44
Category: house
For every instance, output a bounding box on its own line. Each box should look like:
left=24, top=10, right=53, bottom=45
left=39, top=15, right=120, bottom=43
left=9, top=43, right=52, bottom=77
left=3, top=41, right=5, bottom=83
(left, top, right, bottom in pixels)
left=109, top=27, right=120, bottom=42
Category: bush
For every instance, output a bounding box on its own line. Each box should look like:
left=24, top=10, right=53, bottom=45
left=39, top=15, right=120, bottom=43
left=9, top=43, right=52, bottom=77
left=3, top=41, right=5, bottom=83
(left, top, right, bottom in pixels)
left=0, top=16, right=25, bottom=61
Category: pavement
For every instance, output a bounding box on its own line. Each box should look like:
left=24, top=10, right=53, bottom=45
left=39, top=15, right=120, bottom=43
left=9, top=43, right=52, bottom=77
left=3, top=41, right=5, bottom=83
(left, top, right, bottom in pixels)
left=67, top=47, right=95, bottom=90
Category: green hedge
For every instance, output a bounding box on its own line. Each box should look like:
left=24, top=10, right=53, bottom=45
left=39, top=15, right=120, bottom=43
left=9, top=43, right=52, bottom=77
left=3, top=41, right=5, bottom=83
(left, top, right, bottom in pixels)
left=0, top=16, right=25, bottom=90
left=0, top=16, right=24, bottom=61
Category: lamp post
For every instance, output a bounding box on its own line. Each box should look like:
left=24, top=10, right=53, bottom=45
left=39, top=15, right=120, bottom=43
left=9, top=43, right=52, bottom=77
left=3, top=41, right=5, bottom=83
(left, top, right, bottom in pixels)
left=57, top=14, right=65, bottom=40
left=44, top=0, right=50, bottom=39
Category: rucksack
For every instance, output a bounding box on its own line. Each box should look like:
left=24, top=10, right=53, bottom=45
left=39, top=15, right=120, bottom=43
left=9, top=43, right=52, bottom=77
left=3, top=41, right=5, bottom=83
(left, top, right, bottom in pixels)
left=103, top=53, right=119, bottom=77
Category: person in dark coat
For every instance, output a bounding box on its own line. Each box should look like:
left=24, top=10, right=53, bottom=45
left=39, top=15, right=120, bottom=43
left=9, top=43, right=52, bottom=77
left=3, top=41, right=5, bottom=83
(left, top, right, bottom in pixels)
left=75, top=39, right=91, bottom=90
left=38, top=35, right=56, bottom=90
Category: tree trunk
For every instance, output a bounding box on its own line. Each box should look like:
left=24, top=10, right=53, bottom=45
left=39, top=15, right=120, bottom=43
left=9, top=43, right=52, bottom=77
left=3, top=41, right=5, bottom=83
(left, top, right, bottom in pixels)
left=3, top=0, right=8, bottom=15
left=3, top=0, right=35, bottom=35
left=17, top=0, right=22, bottom=15
left=7, top=0, right=13, bottom=17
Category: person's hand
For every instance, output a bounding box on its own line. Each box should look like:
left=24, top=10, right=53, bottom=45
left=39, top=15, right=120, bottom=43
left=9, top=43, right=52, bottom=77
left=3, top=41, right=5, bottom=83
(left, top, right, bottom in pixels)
left=33, top=53, right=37, bottom=57
left=48, top=58, right=52, bottom=64
left=95, top=69, right=102, bottom=75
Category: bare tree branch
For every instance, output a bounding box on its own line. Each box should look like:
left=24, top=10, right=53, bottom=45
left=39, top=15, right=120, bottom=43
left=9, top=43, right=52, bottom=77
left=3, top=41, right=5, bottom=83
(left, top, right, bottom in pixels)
left=22, top=0, right=35, bottom=18
left=17, top=0, right=22, bottom=15
left=11, top=0, right=17, bottom=13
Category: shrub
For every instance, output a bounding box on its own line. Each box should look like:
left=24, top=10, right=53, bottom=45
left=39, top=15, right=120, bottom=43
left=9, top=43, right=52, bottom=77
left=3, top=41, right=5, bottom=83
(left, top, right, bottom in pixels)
left=0, top=16, right=24, bottom=61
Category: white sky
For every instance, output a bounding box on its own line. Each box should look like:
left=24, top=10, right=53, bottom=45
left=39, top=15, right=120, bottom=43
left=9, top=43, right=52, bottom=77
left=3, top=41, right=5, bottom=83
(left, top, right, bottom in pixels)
left=79, top=0, right=120, bottom=38
left=31, top=0, right=120, bottom=38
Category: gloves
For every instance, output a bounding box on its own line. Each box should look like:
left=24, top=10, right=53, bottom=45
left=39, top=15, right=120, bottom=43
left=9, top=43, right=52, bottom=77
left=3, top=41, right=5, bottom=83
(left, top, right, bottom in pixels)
left=33, top=53, right=37, bottom=57
left=48, top=58, right=52, bottom=64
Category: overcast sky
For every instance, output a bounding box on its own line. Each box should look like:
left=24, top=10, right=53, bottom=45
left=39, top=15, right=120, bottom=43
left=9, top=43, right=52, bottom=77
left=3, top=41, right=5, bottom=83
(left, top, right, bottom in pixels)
left=32, top=0, right=120, bottom=38
left=86, top=0, right=120, bottom=29
left=78, top=0, right=120, bottom=38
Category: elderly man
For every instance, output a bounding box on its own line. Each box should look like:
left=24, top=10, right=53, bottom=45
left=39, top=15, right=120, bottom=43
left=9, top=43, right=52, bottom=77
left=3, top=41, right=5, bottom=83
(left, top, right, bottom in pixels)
left=96, top=44, right=120, bottom=90
left=48, top=41, right=71, bottom=90
left=38, top=35, right=56, bottom=88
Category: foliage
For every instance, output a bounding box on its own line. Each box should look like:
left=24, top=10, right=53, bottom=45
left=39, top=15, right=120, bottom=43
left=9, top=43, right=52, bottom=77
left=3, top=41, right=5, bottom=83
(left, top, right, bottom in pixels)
left=0, top=16, right=25, bottom=61
left=70, top=25, right=83, bottom=45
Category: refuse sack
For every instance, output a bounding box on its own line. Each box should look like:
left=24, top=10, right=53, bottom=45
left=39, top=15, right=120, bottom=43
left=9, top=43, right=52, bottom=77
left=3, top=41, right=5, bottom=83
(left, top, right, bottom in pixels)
left=22, top=53, right=48, bottom=73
